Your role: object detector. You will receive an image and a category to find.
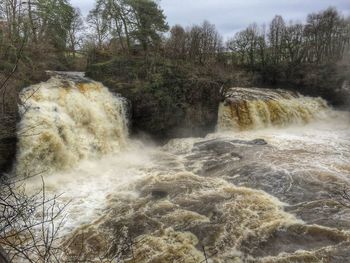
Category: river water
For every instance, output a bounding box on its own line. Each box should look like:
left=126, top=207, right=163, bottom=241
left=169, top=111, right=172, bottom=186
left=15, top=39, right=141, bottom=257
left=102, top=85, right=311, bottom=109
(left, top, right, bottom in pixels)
left=12, top=75, right=350, bottom=262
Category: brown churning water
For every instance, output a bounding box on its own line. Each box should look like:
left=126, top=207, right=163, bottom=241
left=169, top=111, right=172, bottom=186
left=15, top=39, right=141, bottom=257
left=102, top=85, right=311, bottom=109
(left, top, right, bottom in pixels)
left=12, top=80, right=350, bottom=262
left=16, top=75, right=128, bottom=175
left=218, top=87, right=329, bottom=131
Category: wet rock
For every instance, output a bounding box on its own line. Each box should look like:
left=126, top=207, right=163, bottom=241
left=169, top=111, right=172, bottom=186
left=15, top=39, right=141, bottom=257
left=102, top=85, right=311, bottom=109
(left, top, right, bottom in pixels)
left=186, top=138, right=268, bottom=177
left=152, top=189, right=168, bottom=199
left=193, top=140, right=239, bottom=155
left=0, top=114, right=17, bottom=175
left=250, top=139, right=267, bottom=145
left=193, top=138, right=267, bottom=155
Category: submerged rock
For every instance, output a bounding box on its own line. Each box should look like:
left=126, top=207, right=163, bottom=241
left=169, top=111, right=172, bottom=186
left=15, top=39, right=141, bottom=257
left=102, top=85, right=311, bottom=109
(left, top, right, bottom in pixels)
left=151, top=189, right=168, bottom=199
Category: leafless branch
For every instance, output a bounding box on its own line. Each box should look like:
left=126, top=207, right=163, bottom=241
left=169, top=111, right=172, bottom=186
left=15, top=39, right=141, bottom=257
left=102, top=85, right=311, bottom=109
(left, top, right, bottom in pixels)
left=0, top=174, right=69, bottom=262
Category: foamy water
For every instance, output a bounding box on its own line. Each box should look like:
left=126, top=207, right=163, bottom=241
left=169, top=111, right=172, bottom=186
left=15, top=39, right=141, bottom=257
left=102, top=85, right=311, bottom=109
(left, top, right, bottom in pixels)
left=6, top=80, right=350, bottom=262
left=218, top=87, right=329, bottom=131
left=16, top=76, right=128, bottom=174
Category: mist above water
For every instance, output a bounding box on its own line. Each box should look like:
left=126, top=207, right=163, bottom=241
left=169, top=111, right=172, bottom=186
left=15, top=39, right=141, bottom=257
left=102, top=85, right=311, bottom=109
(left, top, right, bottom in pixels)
left=14, top=78, right=350, bottom=262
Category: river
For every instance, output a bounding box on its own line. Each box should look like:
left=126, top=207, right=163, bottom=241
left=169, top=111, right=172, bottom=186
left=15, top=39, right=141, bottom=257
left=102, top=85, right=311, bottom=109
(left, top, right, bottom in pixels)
left=12, top=73, right=350, bottom=262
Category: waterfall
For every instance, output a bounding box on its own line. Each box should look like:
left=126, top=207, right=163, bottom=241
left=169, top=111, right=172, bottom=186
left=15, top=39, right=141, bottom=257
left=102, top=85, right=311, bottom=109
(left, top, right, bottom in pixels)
left=7, top=79, right=350, bottom=262
left=16, top=73, right=128, bottom=175
left=218, top=87, right=329, bottom=131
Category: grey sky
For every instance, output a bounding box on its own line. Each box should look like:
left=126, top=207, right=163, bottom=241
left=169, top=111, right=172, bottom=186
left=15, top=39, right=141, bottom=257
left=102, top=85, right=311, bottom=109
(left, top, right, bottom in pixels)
left=71, top=0, right=350, bottom=38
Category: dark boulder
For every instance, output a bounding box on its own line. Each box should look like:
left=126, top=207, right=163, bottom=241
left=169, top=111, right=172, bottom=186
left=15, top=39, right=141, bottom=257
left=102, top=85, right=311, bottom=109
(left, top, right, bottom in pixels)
left=151, top=189, right=168, bottom=199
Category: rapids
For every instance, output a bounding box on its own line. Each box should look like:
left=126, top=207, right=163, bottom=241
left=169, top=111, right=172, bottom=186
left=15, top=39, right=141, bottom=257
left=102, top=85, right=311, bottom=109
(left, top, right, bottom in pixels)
left=11, top=78, right=350, bottom=262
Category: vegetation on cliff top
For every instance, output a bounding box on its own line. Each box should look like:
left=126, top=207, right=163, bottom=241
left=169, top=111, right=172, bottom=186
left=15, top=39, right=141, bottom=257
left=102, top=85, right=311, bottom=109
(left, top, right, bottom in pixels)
left=85, top=3, right=350, bottom=104
left=84, top=2, right=349, bottom=137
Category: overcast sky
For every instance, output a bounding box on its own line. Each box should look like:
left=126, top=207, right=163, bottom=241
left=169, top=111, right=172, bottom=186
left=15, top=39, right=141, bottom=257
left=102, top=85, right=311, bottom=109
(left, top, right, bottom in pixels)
left=71, top=0, right=350, bottom=38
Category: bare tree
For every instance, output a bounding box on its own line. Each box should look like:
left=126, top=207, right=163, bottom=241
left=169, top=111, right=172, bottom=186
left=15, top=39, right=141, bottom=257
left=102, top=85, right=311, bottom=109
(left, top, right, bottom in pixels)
left=166, top=25, right=187, bottom=59
left=87, top=3, right=109, bottom=50
left=269, top=15, right=286, bottom=65
left=67, top=8, right=84, bottom=58
left=166, top=21, right=223, bottom=65
left=0, top=175, right=68, bottom=262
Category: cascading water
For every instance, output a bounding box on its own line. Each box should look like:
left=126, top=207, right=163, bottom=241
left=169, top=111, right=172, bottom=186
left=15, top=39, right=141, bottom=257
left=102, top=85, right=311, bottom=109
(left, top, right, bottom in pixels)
left=16, top=73, right=128, bottom=175
left=218, top=87, right=329, bottom=131
left=11, top=80, right=350, bottom=262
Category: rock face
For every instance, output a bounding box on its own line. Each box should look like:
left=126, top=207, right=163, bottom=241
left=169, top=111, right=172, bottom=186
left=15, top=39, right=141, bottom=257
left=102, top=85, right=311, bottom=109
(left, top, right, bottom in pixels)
left=0, top=113, right=17, bottom=175
left=0, top=71, right=48, bottom=175
left=86, top=57, right=225, bottom=140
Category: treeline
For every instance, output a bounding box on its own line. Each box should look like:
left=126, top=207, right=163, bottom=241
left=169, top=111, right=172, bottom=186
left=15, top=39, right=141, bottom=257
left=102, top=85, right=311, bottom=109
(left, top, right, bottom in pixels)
left=165, top=21, right=223, bottom=64
left=1, top=1, right=349, bottom=86
left=228, top=9, right=350, bottom=66
left=85, top=3, right=350, bottom=99
left=0, top=0, right=349, bottom=104
left=226, top=8, right=350, bottom=83
left=85, top=0, right=169, bottom=55
left=85, top=1, right=225, bottom=64
left=86, top=3, right=349, bottom=67
left=0, top=0, right=84, bottom=75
